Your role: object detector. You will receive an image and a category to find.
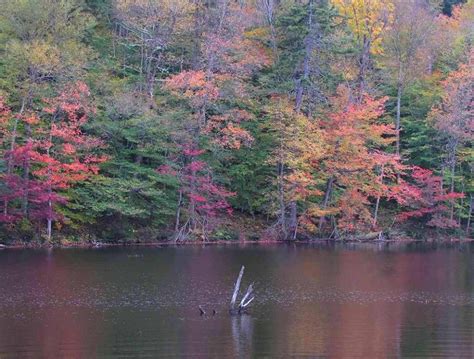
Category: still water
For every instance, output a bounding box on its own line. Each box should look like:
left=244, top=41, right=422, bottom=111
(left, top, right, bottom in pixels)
left=0, top=243, right=473, bottom=358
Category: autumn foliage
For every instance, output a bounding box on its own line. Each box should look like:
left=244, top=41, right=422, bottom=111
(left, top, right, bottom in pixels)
left=0, top=82, right=105, bottom=238
left=396, top=167, right=464, bottom=229
left=0, top=0, right=472, bottom=242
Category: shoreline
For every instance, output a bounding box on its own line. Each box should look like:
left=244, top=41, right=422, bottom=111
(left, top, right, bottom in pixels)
left=1, top=237, right=472, bottom=249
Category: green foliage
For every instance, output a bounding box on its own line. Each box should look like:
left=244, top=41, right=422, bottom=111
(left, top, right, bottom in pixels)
left=259, top=1, right=339, bottom=98
left=442, top=0, right=467, bottom=14
left=385, top=79, right=443, bottom=169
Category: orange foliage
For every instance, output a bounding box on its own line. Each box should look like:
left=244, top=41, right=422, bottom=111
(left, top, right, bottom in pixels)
left=314, top=89, right=402, bottom=233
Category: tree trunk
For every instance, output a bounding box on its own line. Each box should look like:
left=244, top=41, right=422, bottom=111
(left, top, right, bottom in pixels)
left=191, top=2, right=204, bottom=70
left=22, top=124, right=32, bottom=218
left=373, top=165, right=384, bottom=227
left=47, top=197, right=52, bottom=241
left=395, top=82, right=402, bottom=157
left=175, top=189, right=183, bottom=233
left=45, top=113, right=57, bottom=240
left=262, top=0, right=278, bottom=58
left=295, top=0, right=315, bottom=113
left=449, top=144, right=457, bottom=221
left=22, top=153, right=29, bottom=217
left=319, top=176, right=334, bottom=232
left=458, top=180, right=464, bottom=227
left=289, top=0, right=318, bottom=239
left=190, top=167, right=197, bottom=231
left=357, top=36, right=371, bottom=99
left=466, top=195, right=472, bottom=235
left=277, top=160, right=287, bottom=238
left=289, top=200, right=297, bottom=240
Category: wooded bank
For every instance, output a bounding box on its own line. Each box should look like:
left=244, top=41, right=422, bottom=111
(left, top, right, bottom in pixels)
left=0, top=0, right=472, bottom=244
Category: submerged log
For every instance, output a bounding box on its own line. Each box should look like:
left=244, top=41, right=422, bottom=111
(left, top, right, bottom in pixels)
left=229, top=265, right=255, bottom=315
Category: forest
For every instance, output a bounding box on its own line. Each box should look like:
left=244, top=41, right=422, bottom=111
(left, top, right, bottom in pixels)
left=0, top=0, right=472, bottom=244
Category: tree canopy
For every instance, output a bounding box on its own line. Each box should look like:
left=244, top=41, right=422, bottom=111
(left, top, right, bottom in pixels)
left=0, top=0, right=472, bottom=243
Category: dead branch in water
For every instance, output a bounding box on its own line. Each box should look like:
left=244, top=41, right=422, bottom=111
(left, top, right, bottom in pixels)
left=229, top=265, right=255, bottom=315
left=198, top=265, right=255, bottom=316
left=230, top=266, right=245, bottom=309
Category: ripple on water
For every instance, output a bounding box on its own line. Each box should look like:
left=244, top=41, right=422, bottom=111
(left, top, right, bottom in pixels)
left=0, top=245, right=473, bottom=358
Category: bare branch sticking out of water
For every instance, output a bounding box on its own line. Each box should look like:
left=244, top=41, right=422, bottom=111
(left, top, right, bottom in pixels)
left=230, top=266, right=245, bottom=310
left=239, top=283, right=254, bottom=309
left=230, top=266, right=255, bottom=315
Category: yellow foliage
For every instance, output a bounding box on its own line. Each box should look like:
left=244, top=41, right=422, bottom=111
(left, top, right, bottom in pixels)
left=331, top=0, right=394, bottom=55
left=244, top=27, right=270, bottom=39
left=8, top=40, right=61, bottom=72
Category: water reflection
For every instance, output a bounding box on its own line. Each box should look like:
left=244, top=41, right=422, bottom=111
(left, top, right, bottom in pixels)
left=0, top=250, right=104, bottom=357
left=231, top=314, right=254, bottom=357
left=0, top=243, right=472, bottom=357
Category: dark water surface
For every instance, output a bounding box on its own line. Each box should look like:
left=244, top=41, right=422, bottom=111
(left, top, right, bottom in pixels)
left=0, top=243, right=473, bottom=358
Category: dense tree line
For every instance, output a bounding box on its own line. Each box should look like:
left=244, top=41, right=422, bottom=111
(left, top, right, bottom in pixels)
left=0, top=0, right=472, bottom=243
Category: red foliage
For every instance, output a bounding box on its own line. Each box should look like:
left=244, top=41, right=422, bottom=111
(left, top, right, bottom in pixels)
left=183, top=147, right=206, bottom=157
left=158, top=144, right=235, bottom=227
left=180, top=152, right=235, bottom=218
left=0, top=82, right=106, bottom=233
left=397, top=167, right=463, bottom=229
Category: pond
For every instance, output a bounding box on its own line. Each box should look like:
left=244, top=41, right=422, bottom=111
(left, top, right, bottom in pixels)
left=0, top=243, right=473, bottom=358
